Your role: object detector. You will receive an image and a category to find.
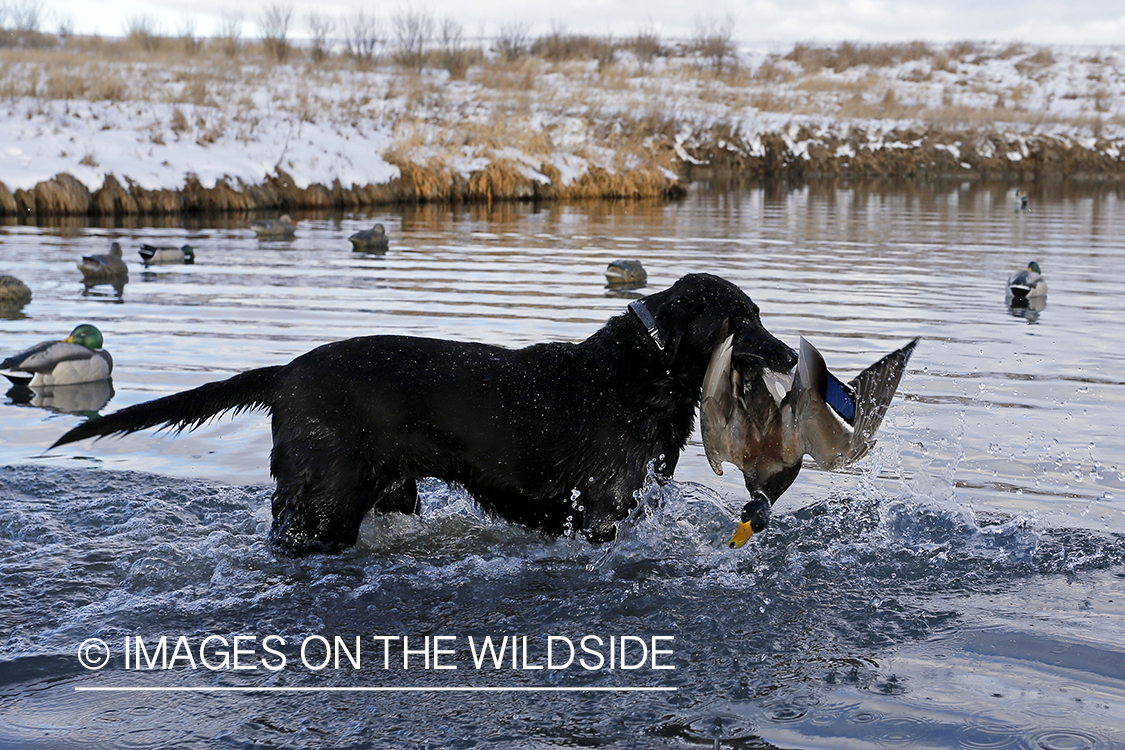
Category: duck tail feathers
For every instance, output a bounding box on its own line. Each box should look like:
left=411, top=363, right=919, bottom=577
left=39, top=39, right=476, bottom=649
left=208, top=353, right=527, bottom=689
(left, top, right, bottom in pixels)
left=51, top=366, right=284, bottom=448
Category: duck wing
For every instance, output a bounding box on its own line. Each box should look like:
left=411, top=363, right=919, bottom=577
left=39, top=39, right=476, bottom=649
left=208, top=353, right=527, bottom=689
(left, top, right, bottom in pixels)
left=846, top=338, right=917, bottom=459
left=2, top=339, right=55, bottom=370
left=2, top=341, right=96, bottom=373
left=1008, top=270, right=1031, bottom=296
left=796, top=337, right=917, bottom=469
left=138, top=244, right=165, bottom=261
left=700, top=333, right=739, bottom=475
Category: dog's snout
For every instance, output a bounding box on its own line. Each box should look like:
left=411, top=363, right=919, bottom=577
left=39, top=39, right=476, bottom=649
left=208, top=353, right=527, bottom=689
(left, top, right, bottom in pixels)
left=770, top=334, right=798, bottom=370
left=734, top=327, right=797, bottom=372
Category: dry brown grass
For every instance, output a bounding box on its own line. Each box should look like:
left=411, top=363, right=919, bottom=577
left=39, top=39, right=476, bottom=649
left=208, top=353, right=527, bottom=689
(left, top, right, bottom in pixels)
left=787, top=41, right=935, bottom=73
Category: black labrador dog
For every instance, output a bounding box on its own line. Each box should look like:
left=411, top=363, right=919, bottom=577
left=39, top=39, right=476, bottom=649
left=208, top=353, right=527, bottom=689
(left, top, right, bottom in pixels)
left=52, top=273, right=796, bottom=556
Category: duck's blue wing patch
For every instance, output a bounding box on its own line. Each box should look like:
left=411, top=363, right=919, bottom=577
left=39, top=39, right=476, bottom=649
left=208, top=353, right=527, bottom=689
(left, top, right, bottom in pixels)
left=824, top=372, right=856, bottom=424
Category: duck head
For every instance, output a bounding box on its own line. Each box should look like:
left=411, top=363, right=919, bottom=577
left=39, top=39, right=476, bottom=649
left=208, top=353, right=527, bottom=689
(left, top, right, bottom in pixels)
left=65, top=324, right=104, bottom=351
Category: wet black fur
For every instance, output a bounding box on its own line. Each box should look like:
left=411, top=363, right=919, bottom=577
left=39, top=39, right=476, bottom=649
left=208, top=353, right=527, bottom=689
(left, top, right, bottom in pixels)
left=52, top=274, right=796, bottom=556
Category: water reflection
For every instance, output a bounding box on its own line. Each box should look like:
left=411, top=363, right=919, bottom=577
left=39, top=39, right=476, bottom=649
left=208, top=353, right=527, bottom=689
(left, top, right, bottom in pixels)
left=1007, top=294, right=1047, bottom=323
left=81, top=279, right=126, bottom=301
left=5, top=378, right=114, bottom=415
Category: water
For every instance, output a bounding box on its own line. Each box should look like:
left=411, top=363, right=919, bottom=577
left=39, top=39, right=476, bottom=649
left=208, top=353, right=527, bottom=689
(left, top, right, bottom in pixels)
left=2, top=181, right=1124, bottom=749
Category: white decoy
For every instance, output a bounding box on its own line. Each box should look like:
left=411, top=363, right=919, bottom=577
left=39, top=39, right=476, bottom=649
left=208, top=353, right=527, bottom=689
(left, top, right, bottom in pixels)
left=1, top=324, right=113, bottom=386
left=139, top=244, right=195, bottom=265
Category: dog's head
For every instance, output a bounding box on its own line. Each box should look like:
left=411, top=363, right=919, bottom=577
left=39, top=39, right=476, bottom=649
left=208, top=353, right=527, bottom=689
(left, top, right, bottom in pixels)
left=634, top=274, right=796, bottom=380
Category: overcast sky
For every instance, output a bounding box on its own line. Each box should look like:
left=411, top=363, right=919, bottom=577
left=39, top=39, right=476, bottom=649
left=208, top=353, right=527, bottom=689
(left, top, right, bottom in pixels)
left=25, top=0, right=1125, bottom=46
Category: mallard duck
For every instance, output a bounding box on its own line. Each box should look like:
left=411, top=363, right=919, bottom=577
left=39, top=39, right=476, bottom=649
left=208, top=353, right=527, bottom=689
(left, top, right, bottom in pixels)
left=348, top=224, right=390, bottom=252
left=252, top=215, right=297, bottom=239
left=1, top=324, right=113, bottom=386
left=1007, top=261, right=1046, bottom=298
left=701, top=335, right=917, bottom=548
left=77, top=242, right=128, bottom=280
left=1014, top=189, right=1029, bottom=213
left=139, top=244, right=195, bottom=266
left=604, top=260, right=647, bottom=289
left=0, top=275, right=32, bottom=307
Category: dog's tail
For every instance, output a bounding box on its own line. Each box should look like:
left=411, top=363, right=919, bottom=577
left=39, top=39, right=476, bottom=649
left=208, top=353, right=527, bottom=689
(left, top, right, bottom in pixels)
left=51, top=366, right=284, bottom=449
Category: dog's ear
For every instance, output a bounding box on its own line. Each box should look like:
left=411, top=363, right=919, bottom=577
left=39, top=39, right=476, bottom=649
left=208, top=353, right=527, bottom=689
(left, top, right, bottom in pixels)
left=637, top=286, right=692, bottom=361
left=654, top=293, right=737, bottom=365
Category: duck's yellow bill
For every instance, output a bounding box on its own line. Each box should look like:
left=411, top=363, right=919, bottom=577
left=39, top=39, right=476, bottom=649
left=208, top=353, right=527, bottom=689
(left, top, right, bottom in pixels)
left=727, top=521, right=754, bottom=549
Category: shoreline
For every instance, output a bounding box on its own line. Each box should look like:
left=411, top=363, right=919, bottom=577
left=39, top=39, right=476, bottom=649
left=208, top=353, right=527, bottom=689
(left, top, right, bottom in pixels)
left=4, top=128, right=1123, bottom=219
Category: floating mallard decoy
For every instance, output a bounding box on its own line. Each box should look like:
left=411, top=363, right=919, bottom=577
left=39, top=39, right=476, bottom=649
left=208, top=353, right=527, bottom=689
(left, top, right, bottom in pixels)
left=348, top=224, right=390, bottom=252
left=252, top=215, right=297, bottom=239
left=605, top=260, right=647, bottom=289
left=1007, top=261, right=1046, bottom=298
left=1, top=324, right=113, bottom=386
left=700, top=335, right=917, bottom=548
left=139, top=244, right=195, bottom=266
left=77, top=242, right=128, bottom=280
left=1014, top=189, right=1029, bottom=213
left=0, top=275, right=32, bottom=307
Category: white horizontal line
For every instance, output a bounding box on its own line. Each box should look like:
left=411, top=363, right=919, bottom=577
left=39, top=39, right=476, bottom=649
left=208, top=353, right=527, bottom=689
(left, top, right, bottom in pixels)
left=75, top=686, right=676, bottom=693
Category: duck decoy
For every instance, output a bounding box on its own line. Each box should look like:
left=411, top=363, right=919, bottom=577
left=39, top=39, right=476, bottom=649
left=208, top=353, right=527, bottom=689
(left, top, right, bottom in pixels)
left=77, top=242, right=128, bottom=280
left=1007, top=261, right=1046, bottom=298
left=700, top=335, right=917, bottom=548
left=0, top=275, right=32, bottom=307
left=139, top=244, right=195, bottom=266
left=348, top=224, right=390, bottom=252
left=1014, top=189, right=1029, bottom=213
left=252, top=215, right=297, bottom=239
left=1, top=324, right=113, bottom=386
left=604, top=260, right=647, bottom=289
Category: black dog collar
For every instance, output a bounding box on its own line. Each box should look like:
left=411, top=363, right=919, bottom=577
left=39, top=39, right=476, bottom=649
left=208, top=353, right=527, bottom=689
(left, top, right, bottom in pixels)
left=628, top=300, right=666, bottom=351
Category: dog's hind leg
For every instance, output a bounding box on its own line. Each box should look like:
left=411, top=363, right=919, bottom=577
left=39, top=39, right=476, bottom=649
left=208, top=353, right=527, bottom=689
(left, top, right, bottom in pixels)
left=266, top=428, right=394, bottom=556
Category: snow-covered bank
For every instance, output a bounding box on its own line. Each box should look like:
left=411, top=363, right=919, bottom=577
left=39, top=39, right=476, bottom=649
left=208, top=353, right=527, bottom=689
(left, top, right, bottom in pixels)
left=1, top=39, right=1123, bottom=216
